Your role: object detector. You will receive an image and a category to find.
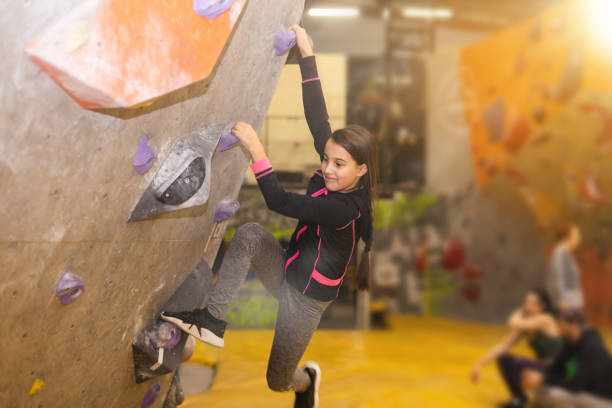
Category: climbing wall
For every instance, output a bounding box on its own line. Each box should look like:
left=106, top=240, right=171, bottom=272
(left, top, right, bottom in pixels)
left=0, top=0, right=304, bottom=406
left=449, top=1, right=612, bottom=326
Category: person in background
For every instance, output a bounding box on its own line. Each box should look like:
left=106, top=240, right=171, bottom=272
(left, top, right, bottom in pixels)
left=549, top=223, right=584, bottom=310
left=522, top=308, right=612, bottom=407
left=471, top=289, right=561, bottom=408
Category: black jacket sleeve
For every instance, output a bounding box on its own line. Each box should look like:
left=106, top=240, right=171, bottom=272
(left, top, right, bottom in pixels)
left=252, top=161, right=358, bottom=227
left=299, top=56, right=331, bottom=159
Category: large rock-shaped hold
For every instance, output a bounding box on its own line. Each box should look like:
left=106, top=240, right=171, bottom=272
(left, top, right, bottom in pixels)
left=25, top=0, right=248, bottom=109
left=128, top=124, right=226, bottom=221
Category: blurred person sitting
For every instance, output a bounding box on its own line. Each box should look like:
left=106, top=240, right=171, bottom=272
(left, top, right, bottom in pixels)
left=549, top=223, right=584, bottom=311
left=521, top=308, right=612, bottom=408
left=471, top=289, right=561, bottom=408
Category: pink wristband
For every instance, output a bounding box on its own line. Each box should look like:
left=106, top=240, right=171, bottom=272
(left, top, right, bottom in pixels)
left=251, top=157, right=272, bottom=174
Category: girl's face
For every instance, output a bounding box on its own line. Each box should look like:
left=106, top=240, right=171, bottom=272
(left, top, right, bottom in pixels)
left=321, top=139, right=367, bottom=193
left=523, top=292, right=543, bottom=317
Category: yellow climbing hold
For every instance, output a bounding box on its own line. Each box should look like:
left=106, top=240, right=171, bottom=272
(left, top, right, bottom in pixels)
left=29, top=378, right=44, bottom=396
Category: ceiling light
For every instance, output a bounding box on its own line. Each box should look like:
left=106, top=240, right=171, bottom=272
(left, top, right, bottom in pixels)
left=308, top=7, right=360, bottom=17
left=402, top=7, right=453, bottom=19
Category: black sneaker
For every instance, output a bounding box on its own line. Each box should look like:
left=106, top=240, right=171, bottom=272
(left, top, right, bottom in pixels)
left=161, top=307, right=226, bottom=348
left=294, top=361, right=320, bottom=408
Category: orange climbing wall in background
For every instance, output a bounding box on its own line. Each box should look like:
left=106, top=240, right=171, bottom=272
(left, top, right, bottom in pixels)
left=460, top=1, right=612, bottom=188
left=26, top=0, right=247, bottom=109
left=459, top=1, right=612, bottom=327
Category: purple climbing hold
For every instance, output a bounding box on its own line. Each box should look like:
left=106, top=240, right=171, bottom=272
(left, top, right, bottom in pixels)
left=55, top=272, right=85, bottom=305
left=150, top=322, right=182, bottom=350
left=141, top=382, right=161, bottom=408
left=214, top=199, right=240, bottom=222
left=274, top=28, right=297, bottom=56
left=133, top=135, right=156, bottom=175
left=194, top=0, right=233, bottom=19
left=218, top=127, right=239, bottom=152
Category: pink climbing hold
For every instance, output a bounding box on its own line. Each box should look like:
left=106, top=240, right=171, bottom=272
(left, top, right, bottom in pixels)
left=274, top=28, right=297, bottom=56
left=55, top=272, right=85, bottom=305
left=150, top=322, right=182, bottom=350
left=461, top=283, right=481, bottom=303
left=133, top=136, right=156, bottom=175
left=214, top=199, right=240, bottom=222
left=441, top=237, right=465, bottom=270
left=218, top=126, right=239, bottom=152
left=194, top=0, right=233, bottom=19
left=141, top=382, right=161, bottom=408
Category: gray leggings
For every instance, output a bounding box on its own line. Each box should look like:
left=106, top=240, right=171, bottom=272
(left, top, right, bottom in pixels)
left=205, top=222, right=331, bottom=392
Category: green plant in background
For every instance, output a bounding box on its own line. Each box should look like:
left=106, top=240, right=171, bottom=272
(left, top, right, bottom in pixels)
left=374, top=192, right=438, bottom=230
left=373, top=191, right=459, bottom=315
left=224, top=226, right=294, bottom=241
left=427, top=266, right=459, bottom=314
left=225, top=281, right=279, bottom=328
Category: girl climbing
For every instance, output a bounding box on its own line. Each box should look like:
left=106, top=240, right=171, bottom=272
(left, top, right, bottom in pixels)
left=162, top=25, right=378, bottom=408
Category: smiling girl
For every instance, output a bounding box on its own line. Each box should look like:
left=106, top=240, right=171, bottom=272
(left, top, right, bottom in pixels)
left=162, top=25, right=377, bottom=408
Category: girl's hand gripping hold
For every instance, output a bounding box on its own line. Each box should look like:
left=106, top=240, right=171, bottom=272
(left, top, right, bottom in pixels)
left=289, top=25, right=313, bottom=58
left=232, top=122, right=266, bottom=162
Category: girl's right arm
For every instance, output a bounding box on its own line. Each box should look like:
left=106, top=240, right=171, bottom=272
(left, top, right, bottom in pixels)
left=290, top=25, right=332, bottom=159
left=470, top=330, right=522, bottom=383
left=507, top=308, right=551, bottom=332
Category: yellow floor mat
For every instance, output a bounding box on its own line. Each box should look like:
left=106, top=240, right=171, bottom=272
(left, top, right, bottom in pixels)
left=181, top=315, right=612, bottom=408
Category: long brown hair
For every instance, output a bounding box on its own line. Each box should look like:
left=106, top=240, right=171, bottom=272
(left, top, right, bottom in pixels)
left=330, top=125, right=378, bottom=290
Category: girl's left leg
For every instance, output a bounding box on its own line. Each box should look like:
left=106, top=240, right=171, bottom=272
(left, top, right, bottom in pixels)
left=266, top=279, right=331, bottom=394
left=496, top=355, right=546, bottom=406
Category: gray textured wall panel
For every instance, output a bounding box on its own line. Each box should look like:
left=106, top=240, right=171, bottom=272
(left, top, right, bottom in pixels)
left=0, top=0, right=304, bottom=406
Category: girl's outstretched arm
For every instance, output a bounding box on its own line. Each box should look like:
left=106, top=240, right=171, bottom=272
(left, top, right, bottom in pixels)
left=470, top=330, right=522, bottom=384
left=232, top=122, right=359, bottom=228
left=289, top=25, right=332, bottom=159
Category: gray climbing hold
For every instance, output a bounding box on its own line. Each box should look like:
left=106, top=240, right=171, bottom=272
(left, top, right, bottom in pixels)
left=193, top=0, right=232, bottom=19
left=55, top=271, right=85, bottom=305
left=482, top=98, right=506, bottom=143
left=134, top=135, right=156, bottom=175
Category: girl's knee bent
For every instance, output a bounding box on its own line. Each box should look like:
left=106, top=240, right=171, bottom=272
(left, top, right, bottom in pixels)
left=234, top=222, right=265, bottom=240
left=266, top=370, right=292, bottom=392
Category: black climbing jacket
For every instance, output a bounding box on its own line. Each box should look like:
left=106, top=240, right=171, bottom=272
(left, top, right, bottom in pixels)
left=545, top=327, right=612, bottom=399
left=250, top=56, right=372, bottom=301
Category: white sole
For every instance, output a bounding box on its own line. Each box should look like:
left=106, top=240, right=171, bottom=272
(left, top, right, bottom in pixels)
left=304, top=361, right=321, bottom=408
left=161, top=313, right=224, bottom=348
